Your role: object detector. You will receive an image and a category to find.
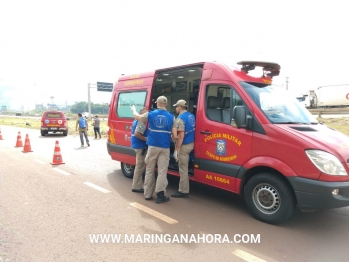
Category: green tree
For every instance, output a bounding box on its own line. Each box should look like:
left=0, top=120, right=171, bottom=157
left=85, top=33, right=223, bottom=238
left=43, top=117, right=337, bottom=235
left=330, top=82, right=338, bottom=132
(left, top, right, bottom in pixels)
left=70, top=102, right=88, bottom=114
left=70, top=102, right=109, bottom=115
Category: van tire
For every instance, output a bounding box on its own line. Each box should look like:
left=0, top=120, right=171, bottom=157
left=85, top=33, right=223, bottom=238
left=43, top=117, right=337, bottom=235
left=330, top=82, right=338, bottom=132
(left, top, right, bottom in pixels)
left=63, top=131, right=68, bottom=136
left=41, top=131, right=46, bottom=136
left=244, top=173, right=296, bottom=224
left=121, top=162, right=134, bottom=178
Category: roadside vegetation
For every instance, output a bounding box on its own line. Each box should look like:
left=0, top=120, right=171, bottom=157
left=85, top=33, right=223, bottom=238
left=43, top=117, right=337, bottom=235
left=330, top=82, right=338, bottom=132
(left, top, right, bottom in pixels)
left=318, top=117, right=349, bottom=136
left=1, top=116, right=349, bottom=136
left=0, top=116, right=109, bottom=137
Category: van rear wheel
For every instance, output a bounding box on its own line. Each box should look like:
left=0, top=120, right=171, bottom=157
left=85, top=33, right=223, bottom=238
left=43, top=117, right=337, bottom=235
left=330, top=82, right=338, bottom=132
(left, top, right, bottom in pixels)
left=121, top=162, right=134, bottom=178
left=244, top=173, right=296, bottom=224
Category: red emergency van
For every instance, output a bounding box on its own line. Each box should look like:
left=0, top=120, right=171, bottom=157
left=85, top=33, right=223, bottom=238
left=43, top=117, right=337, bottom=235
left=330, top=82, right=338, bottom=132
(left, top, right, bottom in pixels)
left=107, top=61, right=349, bottom=224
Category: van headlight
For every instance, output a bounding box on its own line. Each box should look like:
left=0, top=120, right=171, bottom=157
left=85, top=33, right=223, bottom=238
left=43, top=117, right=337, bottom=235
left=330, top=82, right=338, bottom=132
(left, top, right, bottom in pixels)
left=305, top=150, right=348, bottom=176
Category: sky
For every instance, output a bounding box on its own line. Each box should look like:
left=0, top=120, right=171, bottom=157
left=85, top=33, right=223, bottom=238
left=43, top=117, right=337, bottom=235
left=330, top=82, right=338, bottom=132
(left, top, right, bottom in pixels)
left=0, top=0, right=349, bottom=110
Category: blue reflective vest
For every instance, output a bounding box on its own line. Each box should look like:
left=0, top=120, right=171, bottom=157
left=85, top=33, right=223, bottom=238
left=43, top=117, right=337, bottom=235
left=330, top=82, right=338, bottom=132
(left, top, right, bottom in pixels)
left=177, top=111, right=195, bottom=145
left=147, top=109, right=173, bottom=148
left=131, top=120, right=147, bottom=149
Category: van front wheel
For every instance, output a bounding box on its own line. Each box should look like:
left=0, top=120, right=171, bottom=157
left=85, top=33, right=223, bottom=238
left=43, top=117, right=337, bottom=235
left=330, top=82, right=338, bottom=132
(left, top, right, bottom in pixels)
left=244, top=173, right=296, bottom=224
left=121, top=162, right=134, bottom=178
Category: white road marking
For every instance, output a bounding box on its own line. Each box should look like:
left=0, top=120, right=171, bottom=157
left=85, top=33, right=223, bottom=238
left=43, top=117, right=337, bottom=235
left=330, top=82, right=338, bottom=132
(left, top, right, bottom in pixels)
left=34, top=159, right=45, bottom=164
left=232, top=249, right=267, bottom=262
left=129, top=202, right=178, bottom=224
left=53, top=168, right=71, bottom=176
left=83, top=182, right=110, bottom=193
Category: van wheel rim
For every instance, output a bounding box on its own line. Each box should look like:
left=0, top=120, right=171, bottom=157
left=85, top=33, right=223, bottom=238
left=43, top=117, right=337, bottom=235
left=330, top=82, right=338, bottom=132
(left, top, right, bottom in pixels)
left=124, top=164, right=132, bottom=173
left=252, top=183, right=280, bottom=215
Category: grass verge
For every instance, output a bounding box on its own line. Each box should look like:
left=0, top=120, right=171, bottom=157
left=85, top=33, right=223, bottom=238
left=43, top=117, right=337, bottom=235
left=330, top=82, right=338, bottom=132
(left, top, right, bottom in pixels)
left=0, top=117, right=108, bottom=137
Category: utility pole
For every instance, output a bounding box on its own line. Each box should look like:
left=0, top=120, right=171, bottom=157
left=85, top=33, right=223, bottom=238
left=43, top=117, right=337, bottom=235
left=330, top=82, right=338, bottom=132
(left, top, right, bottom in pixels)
left=87, top=83, right=97, bottom=120
left=88, top=82, right=112, bottom=118
left=286, top=77, right=289, bottom=91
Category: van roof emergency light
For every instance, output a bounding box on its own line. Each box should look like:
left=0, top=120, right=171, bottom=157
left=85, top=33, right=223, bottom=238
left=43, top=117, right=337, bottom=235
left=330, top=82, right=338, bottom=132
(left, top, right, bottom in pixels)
left=237, top=61, right=281, bottom=78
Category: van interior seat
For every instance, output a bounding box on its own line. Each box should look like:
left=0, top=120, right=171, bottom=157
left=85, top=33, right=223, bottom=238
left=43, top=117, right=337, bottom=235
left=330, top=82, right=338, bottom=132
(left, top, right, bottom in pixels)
left=207, top=96, right=222, bottom=122
left=221, top=97, right=231, bottom=124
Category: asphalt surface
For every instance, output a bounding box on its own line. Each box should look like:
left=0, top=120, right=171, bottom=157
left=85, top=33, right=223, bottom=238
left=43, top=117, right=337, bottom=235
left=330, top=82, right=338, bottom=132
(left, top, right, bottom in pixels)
left=1, top=125, right=349, bottom=262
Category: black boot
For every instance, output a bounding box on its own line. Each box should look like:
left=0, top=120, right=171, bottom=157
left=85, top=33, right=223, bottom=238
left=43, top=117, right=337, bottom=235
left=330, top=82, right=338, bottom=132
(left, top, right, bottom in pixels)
left=156, top=191, right=170, bottom=204
left=171, top=191, right=189, bottom=198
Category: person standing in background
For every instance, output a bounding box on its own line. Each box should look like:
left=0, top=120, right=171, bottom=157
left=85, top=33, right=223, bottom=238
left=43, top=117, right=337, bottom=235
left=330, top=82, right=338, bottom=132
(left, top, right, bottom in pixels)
left=92, top=115, right=101, bottom=139
left=76, top=113, right=90, bottom=147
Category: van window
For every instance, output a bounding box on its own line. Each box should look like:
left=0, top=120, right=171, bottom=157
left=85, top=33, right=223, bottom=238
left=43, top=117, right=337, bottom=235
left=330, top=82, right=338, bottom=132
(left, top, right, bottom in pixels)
left=206, top=85, right=243, bottom=124
left=117, top=91, right=147, bottom=118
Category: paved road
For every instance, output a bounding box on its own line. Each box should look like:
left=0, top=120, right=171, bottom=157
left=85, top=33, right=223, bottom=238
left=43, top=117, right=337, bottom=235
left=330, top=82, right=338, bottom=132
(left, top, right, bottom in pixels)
left=1, top=125, right=349, bottom=262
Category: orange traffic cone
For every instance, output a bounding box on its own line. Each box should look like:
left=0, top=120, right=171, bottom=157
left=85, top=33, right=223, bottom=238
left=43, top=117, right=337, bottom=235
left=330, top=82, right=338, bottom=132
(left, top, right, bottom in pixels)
left=0, top=129, right=3, bottom=140
left=14, top=131, right=23, bottom=147
left=22, top=134, right=33, bottom=153
left=51, top=140, right=65, bottom=165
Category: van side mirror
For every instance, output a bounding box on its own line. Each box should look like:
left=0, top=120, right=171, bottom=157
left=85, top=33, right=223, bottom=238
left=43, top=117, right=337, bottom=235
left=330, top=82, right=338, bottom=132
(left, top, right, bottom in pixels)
left=232, top=106, right=247, bottom=128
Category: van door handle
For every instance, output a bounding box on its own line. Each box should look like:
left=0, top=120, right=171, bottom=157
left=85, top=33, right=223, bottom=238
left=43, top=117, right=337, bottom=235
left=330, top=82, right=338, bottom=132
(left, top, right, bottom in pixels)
left=200, top=131, right=212, bottom=135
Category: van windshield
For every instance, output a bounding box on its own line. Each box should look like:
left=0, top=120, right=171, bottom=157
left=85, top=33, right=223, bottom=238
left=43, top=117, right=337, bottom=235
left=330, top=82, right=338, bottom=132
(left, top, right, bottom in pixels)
left=240, top=82, right=318, bottom=124
left=45, top=113, right=62, bottom=118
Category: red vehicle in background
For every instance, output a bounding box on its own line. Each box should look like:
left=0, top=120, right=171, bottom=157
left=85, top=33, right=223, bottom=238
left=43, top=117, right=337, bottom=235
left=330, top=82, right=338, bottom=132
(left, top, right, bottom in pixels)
left=107, top=61, right=349, bottom=224
left=40, top=110, right=68, bottom=136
